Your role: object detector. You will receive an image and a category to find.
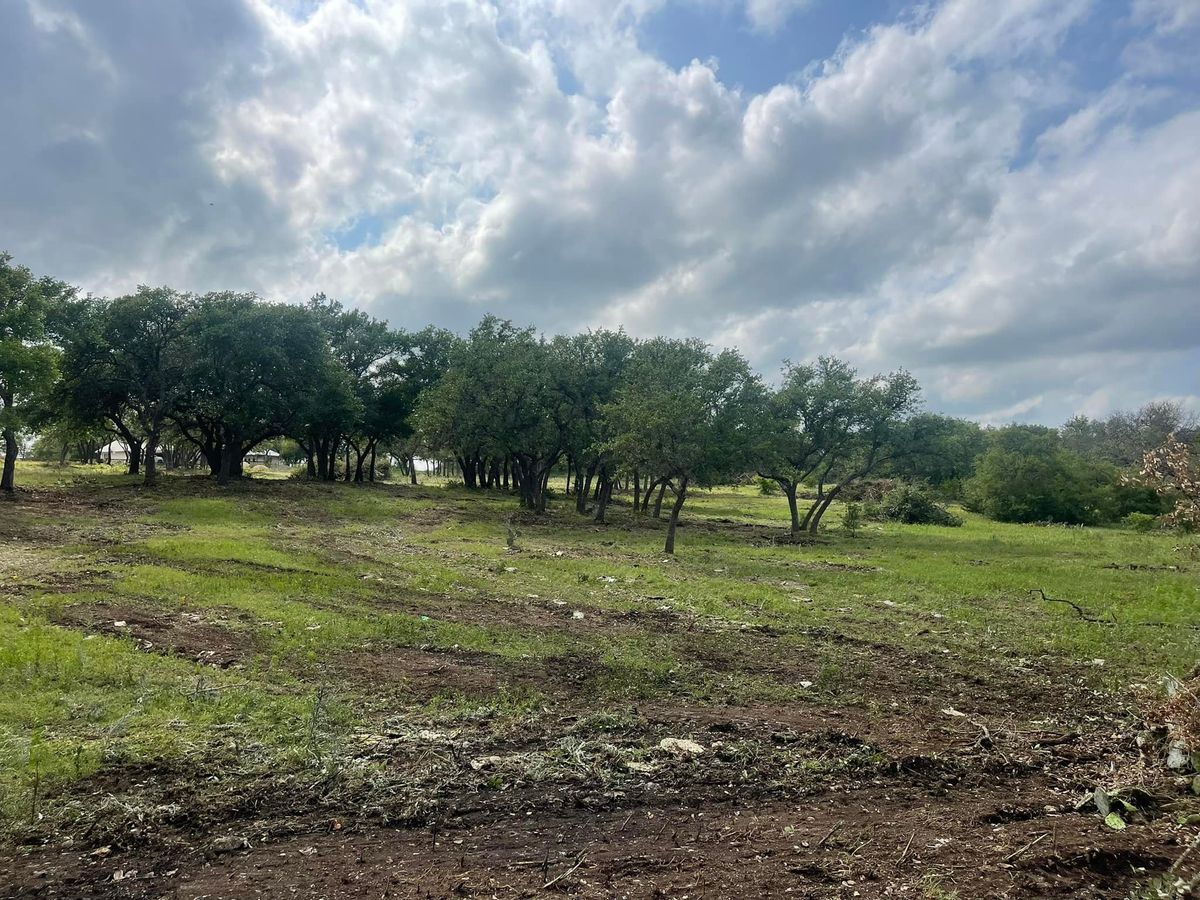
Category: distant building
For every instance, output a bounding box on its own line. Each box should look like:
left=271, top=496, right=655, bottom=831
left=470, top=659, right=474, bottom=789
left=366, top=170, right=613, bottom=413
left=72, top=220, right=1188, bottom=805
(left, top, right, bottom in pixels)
left=244, top=448, right=285, bottom=468
left=98, top=441, right=133, bottom=465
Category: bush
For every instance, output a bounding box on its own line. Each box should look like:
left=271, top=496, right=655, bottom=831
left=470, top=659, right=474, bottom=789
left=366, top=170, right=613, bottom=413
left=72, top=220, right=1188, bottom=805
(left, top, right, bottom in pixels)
left=878, top=484, right=963, bottom=526
left=758, top=477, right=779, bottom=495
left=838, top=478, right=898, bottom=503
left=841, top=502, right=863, bottom=536
left=1122, top=512, right=1159, bottom=533
left=964, top=445, right=1118, bottom=525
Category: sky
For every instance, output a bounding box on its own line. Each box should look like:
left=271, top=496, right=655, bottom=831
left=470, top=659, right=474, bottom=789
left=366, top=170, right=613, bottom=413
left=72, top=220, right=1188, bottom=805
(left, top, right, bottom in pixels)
left=2, top=0, right=1199, bottom=425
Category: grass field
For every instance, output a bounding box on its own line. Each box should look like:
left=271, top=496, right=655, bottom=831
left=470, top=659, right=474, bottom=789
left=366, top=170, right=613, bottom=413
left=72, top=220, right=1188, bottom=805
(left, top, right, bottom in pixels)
left=1, top=462, right=1198, bottom=898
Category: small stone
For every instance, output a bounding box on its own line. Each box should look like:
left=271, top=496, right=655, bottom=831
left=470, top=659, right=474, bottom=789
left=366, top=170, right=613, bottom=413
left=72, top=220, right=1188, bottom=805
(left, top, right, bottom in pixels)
left=572, top=610, right=585, bottom=620
left=1167, top=740, right=1193, bottom=771
left=470, top=755, right=505, bottom=771
left=209, top=835, right=249, bottom=854
left=659, top=738, right=705, bottom=757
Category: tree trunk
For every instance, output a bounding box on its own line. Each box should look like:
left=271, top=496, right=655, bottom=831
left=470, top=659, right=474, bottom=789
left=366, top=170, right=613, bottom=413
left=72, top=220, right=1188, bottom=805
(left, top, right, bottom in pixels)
left=143, top=433, right=159, bottom=486
left=126, top=439, right=142, bottom=476
left=368, top=444, right=377, bottom=482
left=409, top=455, right=418, bottom=485
left=784, top=481, right=801, bottom=533
left=218, top=440, right=239, bottom=485
left=632, top=470, right=641, bottom=511
left=664, top=478, right=689, bottom=554
left=307, top=450, right=317, bottom=479
left=653, top=481, right=667, bottom=518
left=593, top=474, right=612, bottom=523
left=807, top=482, right=846, bottom=534
left=799, top=482, right=824, bottom=531
left=1, top=427, right=18, bottom=493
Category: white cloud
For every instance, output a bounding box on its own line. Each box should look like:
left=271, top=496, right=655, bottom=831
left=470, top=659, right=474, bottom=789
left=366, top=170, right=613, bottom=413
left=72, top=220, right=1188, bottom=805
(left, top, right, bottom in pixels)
left=1, top=0, right=1198, bottom=424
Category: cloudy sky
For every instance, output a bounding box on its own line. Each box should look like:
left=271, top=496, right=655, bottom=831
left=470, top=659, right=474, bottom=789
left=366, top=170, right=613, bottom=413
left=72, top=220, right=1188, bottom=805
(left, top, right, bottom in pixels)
left=3, top=0, right=1198, bottom=424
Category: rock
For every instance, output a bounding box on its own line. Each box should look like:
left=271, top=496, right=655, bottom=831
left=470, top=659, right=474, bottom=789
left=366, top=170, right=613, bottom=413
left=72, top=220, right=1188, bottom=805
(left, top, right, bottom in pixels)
left=209, top=835, right=249, bottom=854
left=571, top=610, right=585, bottom=620
left=470, top=755, right=505, bottom=771
left=1167, top=740, right=1193, bottom=771
left=658, top=738, right=704, bottom=757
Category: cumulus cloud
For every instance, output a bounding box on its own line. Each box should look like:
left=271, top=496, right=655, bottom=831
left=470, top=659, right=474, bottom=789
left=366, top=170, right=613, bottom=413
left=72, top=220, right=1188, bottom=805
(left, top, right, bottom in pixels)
left=1, top=0, right=1197, bottom=423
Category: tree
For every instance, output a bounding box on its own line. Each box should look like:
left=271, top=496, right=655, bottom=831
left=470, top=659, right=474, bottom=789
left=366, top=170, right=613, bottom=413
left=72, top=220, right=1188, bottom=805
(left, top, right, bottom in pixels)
left=551, top=329, right=635, bottom=520
left=1135, top=435, right=1200, bottom=529
left=386, top=326, right=458, bottom=484
left=603, top=339, right=765, bottom=553
left=758, top=358, right=920, bottom=534
left=98, top=287, right=192, bottom=484
left=1, top=253, right=71, bottom=493
left=304, top=294, right=405, bottom=482
left=1062, top=402, right=1197, bottom=467
left=964, top=427, right=1117, bottom=524
left=54, top=295, right=149, bottom=476
left=416, top=317, right=567, bottom=509
left=886, top=414, right=986, bottom=494
left=174, top=293, right=330, bottom=484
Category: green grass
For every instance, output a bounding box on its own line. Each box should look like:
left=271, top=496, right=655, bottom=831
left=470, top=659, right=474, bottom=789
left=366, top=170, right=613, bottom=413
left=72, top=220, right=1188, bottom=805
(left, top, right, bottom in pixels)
left=2, top=462, right=1198, bottom=827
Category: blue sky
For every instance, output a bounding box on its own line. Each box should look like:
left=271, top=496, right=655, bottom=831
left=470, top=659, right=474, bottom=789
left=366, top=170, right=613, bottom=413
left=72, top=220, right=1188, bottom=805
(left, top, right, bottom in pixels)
left=1, top=0, right=1198, bottom=424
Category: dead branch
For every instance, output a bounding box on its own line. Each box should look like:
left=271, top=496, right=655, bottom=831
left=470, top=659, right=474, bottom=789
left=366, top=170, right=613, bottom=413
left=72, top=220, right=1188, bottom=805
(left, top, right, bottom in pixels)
left=1029, top=588, right=1200, bottom=630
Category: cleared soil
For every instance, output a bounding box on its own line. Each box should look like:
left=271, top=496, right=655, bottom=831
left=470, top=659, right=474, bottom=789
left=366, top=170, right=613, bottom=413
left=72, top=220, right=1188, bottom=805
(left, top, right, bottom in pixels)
left=1, top=480, right=1197, bottom=899
left=4, top=620, right=1195, bottom=899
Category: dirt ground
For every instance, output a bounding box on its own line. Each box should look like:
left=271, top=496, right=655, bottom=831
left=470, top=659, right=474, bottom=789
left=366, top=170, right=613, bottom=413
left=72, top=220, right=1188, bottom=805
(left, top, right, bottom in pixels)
left=2, top=480, right=1198, bottom=899
left=4, top=618, right=1197, bottom=899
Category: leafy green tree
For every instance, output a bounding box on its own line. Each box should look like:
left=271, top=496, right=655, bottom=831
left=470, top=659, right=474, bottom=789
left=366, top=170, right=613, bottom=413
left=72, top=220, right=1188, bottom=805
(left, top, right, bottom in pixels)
left=54, top=296, right=137, bottom=473
left=886, top=414, right=986, bottom=495
left=92, top=287, right=193, bottom=484
left=305, top=294, right=406, bottom=482
left=416, top=317, right=567, bottom=509
left=1, top=253, right=71, bottom=493
left=603, top=339, right=765, bottom=553
left=386, top=326, right=458, bottom=483
left=964, top=427, right=1118, bottom=524
left=1062, top=402, right=1196, bottom=467
left=551, top=329, right=635, bottom=520
left=759, top=358, right=921, bottom=534
left=175, top=293, right=330, bottom=484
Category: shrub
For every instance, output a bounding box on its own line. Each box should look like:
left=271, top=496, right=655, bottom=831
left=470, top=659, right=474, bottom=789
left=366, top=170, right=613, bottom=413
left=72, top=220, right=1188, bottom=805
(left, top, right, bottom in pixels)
left=758, top=477, right=779, bottom=495
left=841, top=502, right=863, bottom=536
left=1122, top=512, right=1158, bottom=533
left=838, top=478, right=898, bottom=503
left=878, top=484, right=963, bottom=526
left=964, top=446, right=1118, bottom=525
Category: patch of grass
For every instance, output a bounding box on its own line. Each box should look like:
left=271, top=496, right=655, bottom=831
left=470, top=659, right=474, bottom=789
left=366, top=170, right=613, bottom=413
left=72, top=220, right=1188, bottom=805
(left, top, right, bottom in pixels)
left=3, top=463, right=1199, bottom=828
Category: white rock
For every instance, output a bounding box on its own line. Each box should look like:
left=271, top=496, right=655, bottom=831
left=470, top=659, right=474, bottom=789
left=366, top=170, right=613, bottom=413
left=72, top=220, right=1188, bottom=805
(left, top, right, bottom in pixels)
left=659, top=738, right=705, bottom=757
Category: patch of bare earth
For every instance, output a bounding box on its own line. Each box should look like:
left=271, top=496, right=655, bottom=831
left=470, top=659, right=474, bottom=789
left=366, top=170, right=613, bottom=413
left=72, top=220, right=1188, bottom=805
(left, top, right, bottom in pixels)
left=51, top=604, right=260, bottom=668
left=4, top=635, right=1198, bottom=899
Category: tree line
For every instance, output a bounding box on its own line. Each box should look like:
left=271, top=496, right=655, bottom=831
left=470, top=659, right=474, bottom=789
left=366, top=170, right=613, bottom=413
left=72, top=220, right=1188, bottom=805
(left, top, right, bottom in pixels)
left=2, top=252, right=1195, bottom=551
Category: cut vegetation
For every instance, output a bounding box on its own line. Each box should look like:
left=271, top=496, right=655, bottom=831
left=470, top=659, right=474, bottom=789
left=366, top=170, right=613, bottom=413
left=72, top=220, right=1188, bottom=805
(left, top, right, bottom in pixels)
left=1, top=464, right=1198, bottom=898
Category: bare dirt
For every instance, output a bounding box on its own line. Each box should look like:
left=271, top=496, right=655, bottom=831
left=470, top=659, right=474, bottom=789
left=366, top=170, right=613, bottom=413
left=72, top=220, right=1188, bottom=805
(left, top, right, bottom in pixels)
left=51, top=604, right=260, bottom=669
left=4, top=626, right=1198, bottom=899
left=3, top=484, right=1198, bottom=898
